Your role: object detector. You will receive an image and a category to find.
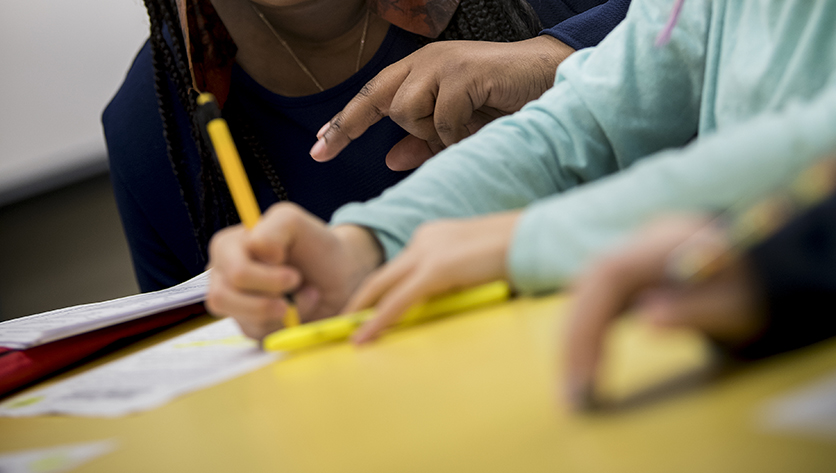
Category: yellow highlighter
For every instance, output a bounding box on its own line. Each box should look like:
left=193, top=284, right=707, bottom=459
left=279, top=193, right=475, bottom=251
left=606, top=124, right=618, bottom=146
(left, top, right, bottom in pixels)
left=263, top=281, right=512, bottom=352
left=196, top=93, right=299, bottom=328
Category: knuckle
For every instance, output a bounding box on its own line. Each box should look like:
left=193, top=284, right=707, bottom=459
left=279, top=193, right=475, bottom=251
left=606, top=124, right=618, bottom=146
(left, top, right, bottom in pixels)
left=264, top=202, right=304, bottom=227
left=342, top=83, right=386, bottom=136
left=379, top=60, right=407, bottom=79
left=440, top=58, right=469, bottom=77
left=329, top=115, right=345, bottom=133
left=208, top=231, right=226, bottom=254
left=225, top=263, right=249, bottom=288
left=207, top=237, right=223, bottom=260
left=254, top=298, right=279, bottom=319
left=208, top=226, right=238, bottom=256
left=426, top=137, right=446, bottom=154
left=239, top=323, right=263, bottom=341
left=357, top=80, right=378, bottom=99
left=277, top=270, right=296, bottom=289
left=434, top=119, right=455, bottom=136
left=282, top=208, right=306, bottom=229
left=388, top=100, right=417, bottom=125
left=388, top=102, right=405, bottom=121
left=264, top=201, right=301, bottom=217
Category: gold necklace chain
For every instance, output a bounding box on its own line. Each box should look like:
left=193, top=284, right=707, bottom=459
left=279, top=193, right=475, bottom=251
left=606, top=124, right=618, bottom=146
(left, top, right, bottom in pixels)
left=251, top=4, right=370, bottom=93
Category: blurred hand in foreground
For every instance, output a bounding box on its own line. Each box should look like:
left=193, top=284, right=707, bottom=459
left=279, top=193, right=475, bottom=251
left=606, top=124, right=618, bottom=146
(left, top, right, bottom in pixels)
left=206, top=203, right=384, bottom=340
left=564, top=216, right=767, bottom=409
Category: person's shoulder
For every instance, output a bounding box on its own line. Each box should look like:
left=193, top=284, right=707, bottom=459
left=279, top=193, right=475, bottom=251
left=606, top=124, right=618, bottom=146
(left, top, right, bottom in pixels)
left=103, top=39, right=155, bottom=130
left=102, top=39, right=170, bottom=179
left=529, top=0, right=611, bottom=28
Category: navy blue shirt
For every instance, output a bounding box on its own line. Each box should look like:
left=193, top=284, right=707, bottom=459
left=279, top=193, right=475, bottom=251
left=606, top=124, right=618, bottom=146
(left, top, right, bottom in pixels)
left=103, top=1, right=630, bottom=292
left=537, top=0, right=630, bottom=50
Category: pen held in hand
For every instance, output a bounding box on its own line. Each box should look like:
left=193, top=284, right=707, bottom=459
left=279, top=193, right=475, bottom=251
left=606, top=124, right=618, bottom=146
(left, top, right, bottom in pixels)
left=196, top=92, right=300, bottom=329
left=262, top=281, right=512, bottom=352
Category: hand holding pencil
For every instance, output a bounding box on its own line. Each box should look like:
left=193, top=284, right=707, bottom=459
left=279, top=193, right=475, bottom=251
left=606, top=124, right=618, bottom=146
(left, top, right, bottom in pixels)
left=197, top=93, right=384, bottom=339
left=202, top=92, right=520, bottom=344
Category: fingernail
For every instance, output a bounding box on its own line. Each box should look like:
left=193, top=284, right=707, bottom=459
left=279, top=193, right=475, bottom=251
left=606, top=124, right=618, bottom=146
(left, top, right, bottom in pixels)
left=353, top=323, right=371, bottom=340
left=351, top=325, right=375, bottom=345
left=351, top=331, right=367, bottom=345
left=316, top=122, right=331, bottom=139
left=310, top=139, right=326, bottom=160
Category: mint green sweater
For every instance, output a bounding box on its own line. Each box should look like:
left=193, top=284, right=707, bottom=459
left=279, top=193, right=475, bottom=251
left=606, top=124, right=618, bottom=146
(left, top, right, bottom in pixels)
left=332, top=0, right=836, bottom=294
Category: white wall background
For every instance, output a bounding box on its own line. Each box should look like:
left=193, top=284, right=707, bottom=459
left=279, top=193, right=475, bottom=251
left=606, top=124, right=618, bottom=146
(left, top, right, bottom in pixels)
left=0, top=0, right=150, bottom=205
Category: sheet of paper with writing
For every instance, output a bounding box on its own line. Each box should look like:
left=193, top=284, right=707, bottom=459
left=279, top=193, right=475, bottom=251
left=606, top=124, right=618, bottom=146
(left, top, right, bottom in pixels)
left=0, top=318, right=279, bottom=417
left=0, top=272, right=209, bottom=350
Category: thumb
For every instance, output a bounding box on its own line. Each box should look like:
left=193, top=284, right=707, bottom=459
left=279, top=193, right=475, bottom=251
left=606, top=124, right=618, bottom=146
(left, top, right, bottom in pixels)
left=385, top=134, right=436, bottom=171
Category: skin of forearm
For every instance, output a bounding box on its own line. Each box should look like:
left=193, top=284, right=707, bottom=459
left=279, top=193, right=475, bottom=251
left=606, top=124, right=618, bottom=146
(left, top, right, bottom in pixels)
left=332, top=224, right=386, bottom=282
left=508, top=35, right=575, bottom=104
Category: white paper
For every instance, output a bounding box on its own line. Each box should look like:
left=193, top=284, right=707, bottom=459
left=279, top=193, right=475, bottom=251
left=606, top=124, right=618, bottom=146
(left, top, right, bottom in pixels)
left=0, top=271, right=209, bottom=350
left=758, top=369, right=836, bottom=441
left=0, top=319, right=280, bottom=417
left=0, top=440, right=116, bottom=473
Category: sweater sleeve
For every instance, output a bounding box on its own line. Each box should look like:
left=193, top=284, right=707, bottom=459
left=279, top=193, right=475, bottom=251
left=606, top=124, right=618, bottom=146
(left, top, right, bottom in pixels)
left=738, top=191, right=836, bottom=359
left=541, top=0, right=632, bottom=50
left=510, top=81, right=836, bottom=293
left=331, top=0, right=710, bottom=284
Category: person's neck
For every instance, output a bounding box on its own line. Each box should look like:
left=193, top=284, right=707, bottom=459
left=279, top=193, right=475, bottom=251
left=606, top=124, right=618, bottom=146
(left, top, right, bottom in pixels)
left=211, top=0, right=389, bottom=96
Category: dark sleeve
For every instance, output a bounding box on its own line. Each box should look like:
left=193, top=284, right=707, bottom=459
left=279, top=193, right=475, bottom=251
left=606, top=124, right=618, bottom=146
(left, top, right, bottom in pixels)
left=737, top=192, right=836, bottom=359
left=102, top=39, right=205, bottom=292
left=536, top=0, right=632, bottom=50
left=108, top=167, right=195, bottom=292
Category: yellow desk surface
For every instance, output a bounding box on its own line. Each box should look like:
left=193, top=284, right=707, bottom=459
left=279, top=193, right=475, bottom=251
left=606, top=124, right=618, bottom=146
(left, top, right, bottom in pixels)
left=1, top=295, right=835, bottom=473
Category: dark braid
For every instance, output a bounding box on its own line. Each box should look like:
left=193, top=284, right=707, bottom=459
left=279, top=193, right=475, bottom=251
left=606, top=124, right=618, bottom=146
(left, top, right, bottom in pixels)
left=157, top=0, right=224, bottom=241
left=163, top=0, right=245, bottom=238
left=144, top=0, right=244, bottom=260
left=440, top=0, right=541, bottom=42
left=145, top=0, right=211, bottom=255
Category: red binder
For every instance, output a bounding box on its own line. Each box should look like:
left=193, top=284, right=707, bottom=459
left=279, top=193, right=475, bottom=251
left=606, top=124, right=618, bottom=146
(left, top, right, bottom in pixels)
left=0, top=303, right=206, bottom=397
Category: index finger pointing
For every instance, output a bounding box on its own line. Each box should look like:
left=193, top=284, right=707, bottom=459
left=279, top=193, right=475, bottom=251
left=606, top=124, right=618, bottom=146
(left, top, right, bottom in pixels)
left=310, top=63, right=411, bottom=162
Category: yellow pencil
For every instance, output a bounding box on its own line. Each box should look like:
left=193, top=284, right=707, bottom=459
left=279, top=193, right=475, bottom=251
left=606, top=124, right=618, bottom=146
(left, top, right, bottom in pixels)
left=196, top=93, right=299, bottom=328
left=263, top=281, right=512, bottom=352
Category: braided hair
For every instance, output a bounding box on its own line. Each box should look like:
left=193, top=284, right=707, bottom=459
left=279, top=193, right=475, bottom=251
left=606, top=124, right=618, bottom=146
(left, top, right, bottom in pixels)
left=142, top=0, right=540, bottom=260
left=440, top=0, right=541, bottom=42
